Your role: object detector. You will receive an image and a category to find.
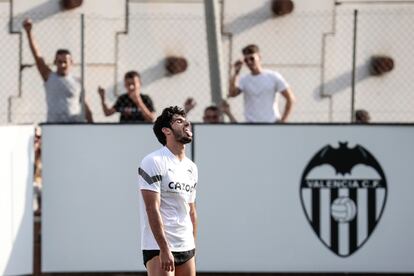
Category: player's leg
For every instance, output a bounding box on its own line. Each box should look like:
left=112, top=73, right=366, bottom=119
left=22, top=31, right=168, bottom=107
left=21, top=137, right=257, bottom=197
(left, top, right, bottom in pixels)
left=174, top=256, right=195, bottom=276
left=146, top=256, right=174, bottom=276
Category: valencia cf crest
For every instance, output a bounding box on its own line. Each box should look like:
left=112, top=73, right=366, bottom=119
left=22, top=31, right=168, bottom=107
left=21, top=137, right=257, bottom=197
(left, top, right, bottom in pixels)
left=300, top=142, right=387, bottom=257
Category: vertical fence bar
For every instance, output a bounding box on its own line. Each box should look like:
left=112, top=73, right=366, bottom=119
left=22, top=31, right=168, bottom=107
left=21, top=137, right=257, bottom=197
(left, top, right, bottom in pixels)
left=351, top=9, right=358, bottom=122
left=204, top=0, right=225, bottom=105
left=114, top=0, right=129, bottom=95
left=80, top=13, right=86, bottom=121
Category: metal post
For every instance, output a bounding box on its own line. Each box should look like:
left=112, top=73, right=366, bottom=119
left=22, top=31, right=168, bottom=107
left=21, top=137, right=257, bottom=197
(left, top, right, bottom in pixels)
left=350, top=9, right=358, bottom=123
left=204, top=0, right=225, bottom=105
left=114, top=0, right=129, bottom=95
left=80, top=14, right=86, bottom=121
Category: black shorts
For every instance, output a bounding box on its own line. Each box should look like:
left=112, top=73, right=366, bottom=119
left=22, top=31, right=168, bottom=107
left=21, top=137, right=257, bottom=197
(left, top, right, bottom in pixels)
left=142, top=248, right=195, bottom=267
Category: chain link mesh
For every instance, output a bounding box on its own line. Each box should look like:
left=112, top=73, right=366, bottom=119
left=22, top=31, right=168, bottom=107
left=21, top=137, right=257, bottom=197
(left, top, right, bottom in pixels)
left=1, top=7, right=414, bottom=124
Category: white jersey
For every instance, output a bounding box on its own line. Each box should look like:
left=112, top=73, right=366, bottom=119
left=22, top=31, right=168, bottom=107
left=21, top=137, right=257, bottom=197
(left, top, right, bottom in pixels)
left=138, top=146, right=198, bottom=251
left=239, top=69, right=289, bottom=123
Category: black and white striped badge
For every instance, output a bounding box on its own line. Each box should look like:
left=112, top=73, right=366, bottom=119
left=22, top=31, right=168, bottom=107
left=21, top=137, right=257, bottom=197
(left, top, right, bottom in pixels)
left=300, top=142, right=387, bottom=257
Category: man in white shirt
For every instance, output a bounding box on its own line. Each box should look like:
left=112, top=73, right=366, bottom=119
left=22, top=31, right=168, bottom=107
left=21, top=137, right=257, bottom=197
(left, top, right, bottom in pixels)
left=229, top=44, right=296, bottom=123
left=138, top=106, right=197, bottom=275
left=23, top=18, right=93, bottom=123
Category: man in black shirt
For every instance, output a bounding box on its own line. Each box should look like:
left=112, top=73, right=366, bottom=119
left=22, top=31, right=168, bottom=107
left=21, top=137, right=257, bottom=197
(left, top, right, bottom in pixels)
left=98, top=71, right=155, bottom=123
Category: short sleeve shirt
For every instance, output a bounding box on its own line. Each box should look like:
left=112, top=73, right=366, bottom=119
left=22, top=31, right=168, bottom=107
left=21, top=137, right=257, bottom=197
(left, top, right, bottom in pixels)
left=113, top=94, right=154, bottom=123
left=138, top=146, right=198, bottom=251
left=44, top=72, right=84, bottom=123
left=239, top=69, right=289, bottom=123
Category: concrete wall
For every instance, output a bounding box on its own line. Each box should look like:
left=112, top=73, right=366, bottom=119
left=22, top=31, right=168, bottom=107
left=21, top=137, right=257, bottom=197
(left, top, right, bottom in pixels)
left=1, top=0, right=414, bottom=123
left=39, top=124, right=414, bottom=273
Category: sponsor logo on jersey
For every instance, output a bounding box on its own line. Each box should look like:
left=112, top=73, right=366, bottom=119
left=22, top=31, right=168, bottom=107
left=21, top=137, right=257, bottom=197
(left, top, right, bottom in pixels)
left=300, top=142, right=387, bottom=257
left=168, top=182, right=196, bottom=193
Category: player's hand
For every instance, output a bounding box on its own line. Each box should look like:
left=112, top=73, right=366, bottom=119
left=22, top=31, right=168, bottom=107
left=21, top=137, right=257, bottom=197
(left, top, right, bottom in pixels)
left=159, top=249, right=175, bottom=272
left=184, top=97, right=196, bottom=113
left=22, top=18, right=33, bottom=32
left=97, top=86, right=105, bottom=98
left=233, top=59, right=243, bottom=74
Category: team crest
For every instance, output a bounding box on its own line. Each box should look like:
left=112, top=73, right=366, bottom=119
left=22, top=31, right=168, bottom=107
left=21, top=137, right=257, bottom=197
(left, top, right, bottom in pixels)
left=300, top=142, right=387, bottom=257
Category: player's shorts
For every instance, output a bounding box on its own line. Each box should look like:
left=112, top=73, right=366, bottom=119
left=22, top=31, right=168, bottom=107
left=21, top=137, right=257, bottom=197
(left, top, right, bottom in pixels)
left=142, top=248, right=195, bottom=267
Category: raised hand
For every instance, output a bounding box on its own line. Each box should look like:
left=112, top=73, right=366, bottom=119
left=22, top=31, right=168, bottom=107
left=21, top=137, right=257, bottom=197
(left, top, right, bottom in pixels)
left=22, top=18, right=33, bottom=32
left=97, top=86, right=106, bottom=99
left=184, top=97, right=196, bottom=113
left=233, top=59, right=243, bottom=75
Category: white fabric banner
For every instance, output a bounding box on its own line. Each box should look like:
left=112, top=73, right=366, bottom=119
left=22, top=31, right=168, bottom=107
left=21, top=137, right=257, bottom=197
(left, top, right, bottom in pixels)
left=0, top=126, right=34, bottom=276
left=41, top=124, right=414, bottom=273
left=195, top=124, right=414, bottom=272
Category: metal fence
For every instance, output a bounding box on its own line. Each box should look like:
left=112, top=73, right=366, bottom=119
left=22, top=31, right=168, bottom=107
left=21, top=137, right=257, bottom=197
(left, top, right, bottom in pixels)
left=1, top=8, right=413, bottom=124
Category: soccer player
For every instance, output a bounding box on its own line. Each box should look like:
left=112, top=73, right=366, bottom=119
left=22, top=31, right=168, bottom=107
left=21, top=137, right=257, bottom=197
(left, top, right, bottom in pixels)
left=138, top=106, right=197, bottom=275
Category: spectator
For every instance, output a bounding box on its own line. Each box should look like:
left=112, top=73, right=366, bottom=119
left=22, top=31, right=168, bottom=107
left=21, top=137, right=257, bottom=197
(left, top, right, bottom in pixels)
left=355, top=109, right=371, bottom=123
left=184, top=97, right=237, bottom=123
left=229, top=44, right=295, bottom=123
left=33, top=126, right=42, bottom=276
left=98, top=71, right=155, bottom=123
left=33, top=126, right=42, bottom=216
left=23, top=18, right=93, bottom=123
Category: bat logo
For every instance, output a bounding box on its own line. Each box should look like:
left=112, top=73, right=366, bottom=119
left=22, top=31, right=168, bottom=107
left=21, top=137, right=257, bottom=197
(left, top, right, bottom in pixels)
left=300, top=142, right=387, bottom=257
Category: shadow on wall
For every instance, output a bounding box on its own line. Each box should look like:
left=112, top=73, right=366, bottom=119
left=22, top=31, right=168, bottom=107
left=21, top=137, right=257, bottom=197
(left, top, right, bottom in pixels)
left=313, top=59, right=372, bottom=100
left=11, top=0, right=62, bottom=32
left=223, top=2, right=272, bottom=36
left=111, top=59, right=167, bottom=96
left=140, top=58, right=168, bottom=88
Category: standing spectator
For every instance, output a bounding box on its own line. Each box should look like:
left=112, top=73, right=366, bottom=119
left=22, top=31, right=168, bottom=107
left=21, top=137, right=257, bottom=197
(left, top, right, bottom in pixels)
left=98, top=71, right=155, bottom=123
left=229, top=44, right=295, bottom=123
left=22, top=18, right=93, bottom=123
left=138, top=106, right=197, bottom=275
left=184, top=97, right=237, bottom=123
left=355, top=109, right=371, bottom=123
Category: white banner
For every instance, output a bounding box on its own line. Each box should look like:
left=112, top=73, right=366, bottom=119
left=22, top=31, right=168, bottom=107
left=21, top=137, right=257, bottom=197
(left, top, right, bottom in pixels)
left=42, top=125, right=192, bottom=272
left=0, top=126, right=34, bottom=276
left=195, top=124, right=414, bottom=272
left=41, top=124, right=414, bottom=273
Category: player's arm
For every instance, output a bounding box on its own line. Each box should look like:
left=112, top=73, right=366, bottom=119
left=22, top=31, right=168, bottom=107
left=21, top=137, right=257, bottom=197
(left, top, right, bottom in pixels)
left=279, top=87, right=296, bottom=123
left=228, top=60, right=243, bottom=97
left=141, top=190, right=174, bottom=272
left=189, top=202, right=197, bottom=241
left=22, top=18, right=51, bottom=82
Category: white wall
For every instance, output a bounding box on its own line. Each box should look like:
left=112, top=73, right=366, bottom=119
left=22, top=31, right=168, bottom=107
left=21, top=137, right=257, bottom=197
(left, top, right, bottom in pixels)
left=195, top=124, right=414, bottom=272
left=41, top=124, right=414, bottom=273
left=2, top=0, right=414, bottom=124
left=41, top=124, right=192, bottom=272
left=0, top=126, right=34, bottom=276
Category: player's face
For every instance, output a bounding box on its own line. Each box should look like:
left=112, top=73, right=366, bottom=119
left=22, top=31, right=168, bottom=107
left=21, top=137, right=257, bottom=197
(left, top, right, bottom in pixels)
left=170, top=115, right=192, bottom=144
left=243, top=53, right=260, bottom=72
left=55, top=54, right=72, bottom=76
left=124, top=76, right=141, bottom=94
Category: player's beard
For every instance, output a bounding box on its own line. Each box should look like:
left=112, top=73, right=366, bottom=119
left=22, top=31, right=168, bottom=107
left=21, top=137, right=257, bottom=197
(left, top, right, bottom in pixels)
left=172, top=128, right=192, bottom=144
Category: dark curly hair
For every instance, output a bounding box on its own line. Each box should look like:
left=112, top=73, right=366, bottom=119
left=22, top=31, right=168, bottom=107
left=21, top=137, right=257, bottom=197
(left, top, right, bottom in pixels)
left=153, top=106, right=186, bottom=145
